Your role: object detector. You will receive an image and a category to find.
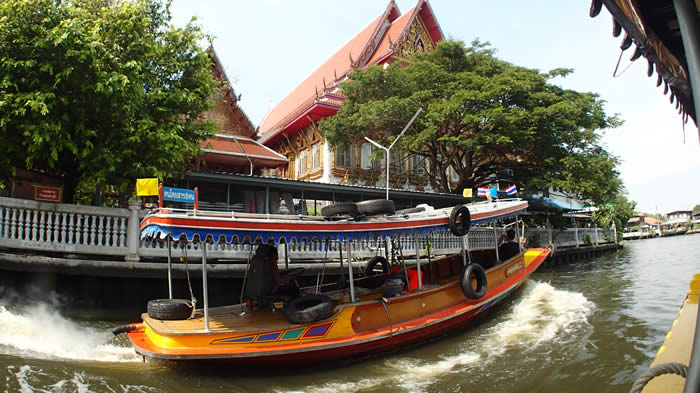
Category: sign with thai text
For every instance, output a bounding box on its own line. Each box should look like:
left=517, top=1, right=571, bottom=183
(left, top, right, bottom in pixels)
left=162, top=187, right=195, bottom=203
left=34, top=185, right=61, bottom=202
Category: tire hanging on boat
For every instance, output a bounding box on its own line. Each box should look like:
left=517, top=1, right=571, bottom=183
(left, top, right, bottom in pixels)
left=285, top=295, right=334, bottom=324
left=364, top=256, right=389, bottom=276
left=356, top=199, right=396, bottom=216
left=321, top=202, right=359, bottom=218
left=448, top=205, right=471, bottom=236
left=460, top=263, right=487, bottom=299
left=147, top=299, right=194, bottom=320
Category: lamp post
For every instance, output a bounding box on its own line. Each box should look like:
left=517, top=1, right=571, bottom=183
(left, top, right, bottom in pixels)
left=364, top=107, right=422, bottom=200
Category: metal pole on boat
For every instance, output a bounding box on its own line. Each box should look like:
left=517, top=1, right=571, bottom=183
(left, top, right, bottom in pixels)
left=347, top=239, right=356, bottom=303
left=414, top=232, right=422, bottom=290
left=514, top=219, right=521, bottom=254
left=465, top=231, right=472, bottom=263
left=494, top=225, right=500, bottom=262
left=201, top=242, right=211, bottom=332
left=461, top=235, right=467, bottom=267
left=167, top=236, right=172, bottom=299
left=338, top=239, right=345, bottom=287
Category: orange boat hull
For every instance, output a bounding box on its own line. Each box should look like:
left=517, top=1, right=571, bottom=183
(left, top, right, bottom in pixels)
left=128, top=248, right=550, bottom=365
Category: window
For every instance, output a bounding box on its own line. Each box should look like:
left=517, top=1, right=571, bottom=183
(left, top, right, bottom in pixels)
left=311, top=143, right=321, bottom=171
left=334, top=146, right=353, bottom=168
left=411, top=154, right=425, bottom=176
left=361, top=143, right=373, bottom=169
left=298, top=150, right=307, bottom=177
left=449, top=166, right=459, bottom=182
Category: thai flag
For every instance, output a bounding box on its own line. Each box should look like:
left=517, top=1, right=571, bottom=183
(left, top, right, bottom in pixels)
left=506, top=184, right=517, bottom=195
left=477, top=187, right=488, bottom=197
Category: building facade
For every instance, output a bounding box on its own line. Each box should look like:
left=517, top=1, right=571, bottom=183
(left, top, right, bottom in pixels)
left=257, top=0, right=443, bottom=191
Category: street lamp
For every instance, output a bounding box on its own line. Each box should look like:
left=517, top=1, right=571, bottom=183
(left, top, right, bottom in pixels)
left=364, top=107, right=423, bottom=200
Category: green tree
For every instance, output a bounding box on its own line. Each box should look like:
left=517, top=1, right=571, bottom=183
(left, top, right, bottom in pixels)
left=0, top=0, right=217, bottom=203
left=321, top=40, right=623, bottom=204
left=592, top=195, right=637, bottom=242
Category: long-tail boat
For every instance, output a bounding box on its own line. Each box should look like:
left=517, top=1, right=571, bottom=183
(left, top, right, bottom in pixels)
left=119, top=198, right=550, bottom=365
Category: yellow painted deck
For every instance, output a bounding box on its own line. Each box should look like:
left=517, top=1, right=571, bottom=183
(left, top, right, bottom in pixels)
left=641, top=273, right=700, bottom=393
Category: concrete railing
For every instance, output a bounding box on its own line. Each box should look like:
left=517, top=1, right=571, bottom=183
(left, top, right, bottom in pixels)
left=0, top=197, right=616, bottom=264
left=524, top=226, right=616, bottom=248
left=0, top=196, right=131, bottom=257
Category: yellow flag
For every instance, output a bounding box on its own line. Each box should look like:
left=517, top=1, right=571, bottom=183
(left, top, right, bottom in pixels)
left=136, top=178, right=159, bottom=196
left=462, top=188, right=472, bottom=198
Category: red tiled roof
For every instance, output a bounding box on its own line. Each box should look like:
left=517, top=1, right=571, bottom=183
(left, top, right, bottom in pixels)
left=207, top=46, right=256, bottom=135
left=366, top=8, right=413, bottom=65
left=258, top=1, right=402, bottom=136
left=368, top=0, right=444, bottom=65
left=258, top=0, right=444, bottom=145
left=201, top=135, right=288, bottom=167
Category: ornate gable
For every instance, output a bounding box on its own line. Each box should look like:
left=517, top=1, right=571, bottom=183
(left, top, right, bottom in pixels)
left=394, top=15, right=437, bottom=61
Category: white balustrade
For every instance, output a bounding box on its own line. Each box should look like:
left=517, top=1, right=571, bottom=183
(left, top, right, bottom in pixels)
left=0, top=196, right=617, bottom=264
left=0, top=196, right=130, bottom=257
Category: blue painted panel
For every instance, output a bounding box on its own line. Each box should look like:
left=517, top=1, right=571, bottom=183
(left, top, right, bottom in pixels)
left=162, top=187, right=196, bottom=203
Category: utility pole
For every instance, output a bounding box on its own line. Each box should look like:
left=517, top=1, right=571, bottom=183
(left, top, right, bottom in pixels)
left=364, top=107, right=422, bottom=200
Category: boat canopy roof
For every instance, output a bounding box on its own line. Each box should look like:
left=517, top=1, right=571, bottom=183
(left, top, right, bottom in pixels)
left=140, top=201, right=528, bottom=245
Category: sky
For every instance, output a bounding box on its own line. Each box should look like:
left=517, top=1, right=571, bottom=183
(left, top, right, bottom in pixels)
left=170, top=0, right=700, bottom=215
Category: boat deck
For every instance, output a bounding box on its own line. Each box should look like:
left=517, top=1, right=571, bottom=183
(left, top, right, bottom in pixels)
left=143, top=304, right=293, bottom=335
left=143, top=287, right=382, bottom=335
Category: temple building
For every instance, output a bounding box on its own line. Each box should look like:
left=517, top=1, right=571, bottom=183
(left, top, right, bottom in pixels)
left=257, top=0, right=443, bottom=189
left=197, top=47, right=288, bottom=175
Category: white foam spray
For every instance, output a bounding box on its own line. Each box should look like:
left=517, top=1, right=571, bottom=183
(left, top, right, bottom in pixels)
left=7, top=364, right=160, bottom=393
left=286, top=281, right=594, bottom=393
left=0, top=304, right=139, bottom=363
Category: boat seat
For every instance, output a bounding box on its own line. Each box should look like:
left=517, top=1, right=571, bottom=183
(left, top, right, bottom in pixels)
left=244, top=244, right=300, bottom=310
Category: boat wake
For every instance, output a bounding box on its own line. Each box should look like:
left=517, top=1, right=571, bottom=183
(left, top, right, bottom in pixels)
left=0, top=303, right=139, bottom=363
left=288, top=280, right=594, bottom=393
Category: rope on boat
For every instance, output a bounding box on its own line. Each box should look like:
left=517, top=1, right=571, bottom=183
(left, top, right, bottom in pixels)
left=379, top=297, right=394, bottom=336
left=181, top=242, right=197, bottom=318
left=628, top=362, right=688, bottom=393
left=315, top=239, right=330, bottom=294
left=239, top=246, right=255, bottom=307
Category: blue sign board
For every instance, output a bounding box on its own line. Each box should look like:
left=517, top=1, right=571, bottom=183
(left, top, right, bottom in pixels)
left=162, top=187, right=196, bottom=203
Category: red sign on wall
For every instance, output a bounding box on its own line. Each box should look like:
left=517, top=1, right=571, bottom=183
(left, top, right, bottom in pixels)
left=34, top=185, right=62, bottom=202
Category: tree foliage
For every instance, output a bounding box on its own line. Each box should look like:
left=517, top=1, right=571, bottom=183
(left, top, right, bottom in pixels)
left=0, top=0, right=217, bottom=203
left=592, top=195, right=636, bottom=242
left=321, top=40, right=624, bottom=204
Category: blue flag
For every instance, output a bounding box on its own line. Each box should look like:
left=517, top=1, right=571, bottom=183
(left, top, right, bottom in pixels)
left=489, top=187, right=498, bottom=198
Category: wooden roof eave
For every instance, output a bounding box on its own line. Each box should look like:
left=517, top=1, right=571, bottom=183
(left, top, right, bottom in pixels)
left=259, top=101, right=342, bottom=147
left=591, top=0, right=696, bottom=125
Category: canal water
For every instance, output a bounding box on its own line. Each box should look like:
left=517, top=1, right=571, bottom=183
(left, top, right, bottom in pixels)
left=1, top=233, right=698, bottom=392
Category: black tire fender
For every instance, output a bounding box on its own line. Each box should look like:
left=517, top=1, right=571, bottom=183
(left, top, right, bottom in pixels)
left=321, top=202, right=359, bottom=217
left=285, top=295, right=334, bottom=325
left=449, top=205, right=471, bottom=236
left=460, top=264, right=487, bottom=299
left=356, top=199, right=395, bottom=216
left=147, top=299, right=193, bottom=320
left=364, top=256, right=389, bottom=276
